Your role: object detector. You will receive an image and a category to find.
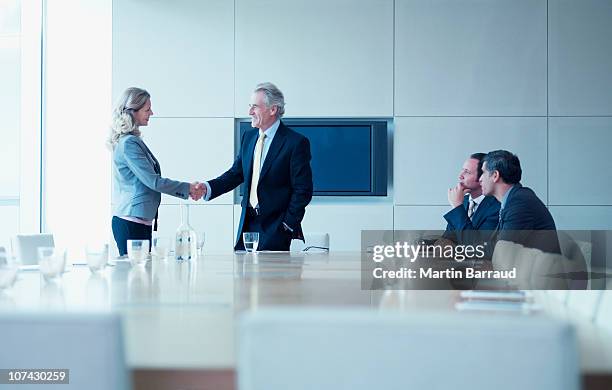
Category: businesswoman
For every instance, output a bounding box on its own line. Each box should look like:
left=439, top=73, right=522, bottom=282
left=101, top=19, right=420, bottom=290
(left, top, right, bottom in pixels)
left=108, top=87, right=201, bottom=255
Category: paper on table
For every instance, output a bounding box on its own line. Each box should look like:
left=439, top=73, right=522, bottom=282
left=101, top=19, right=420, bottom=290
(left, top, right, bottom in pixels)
left=460, top=291, right=532, bottom=301
left=18, top=264, right=39, bottom=271
left=455, top=300, right=541, bottom=312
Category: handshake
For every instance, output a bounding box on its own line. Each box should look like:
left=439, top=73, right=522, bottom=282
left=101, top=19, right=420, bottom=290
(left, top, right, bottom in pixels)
left=189, top=182, right=207, bottom=201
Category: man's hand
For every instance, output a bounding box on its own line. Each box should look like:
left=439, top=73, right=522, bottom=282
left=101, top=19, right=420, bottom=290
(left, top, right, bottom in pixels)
left=189, top=182, right=206, bottom=201
left=433, top=237, right=456, bottom=249
left=448, top=183, right=469, bottom=208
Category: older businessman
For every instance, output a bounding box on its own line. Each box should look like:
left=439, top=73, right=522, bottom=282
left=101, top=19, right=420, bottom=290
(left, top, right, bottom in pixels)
left=200, top=82, right=313, bottom=251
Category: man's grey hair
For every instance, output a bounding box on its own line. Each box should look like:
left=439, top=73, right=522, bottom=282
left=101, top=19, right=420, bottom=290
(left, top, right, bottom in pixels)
left=254, top=82, right=285, bottom=117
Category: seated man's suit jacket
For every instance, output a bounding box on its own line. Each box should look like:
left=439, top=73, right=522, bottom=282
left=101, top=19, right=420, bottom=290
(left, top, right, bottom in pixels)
left=496, top=183, right=561, bottom=254
left=207, top=121, right=313, bottom=251
left=443, top=195, right=500, bottom=245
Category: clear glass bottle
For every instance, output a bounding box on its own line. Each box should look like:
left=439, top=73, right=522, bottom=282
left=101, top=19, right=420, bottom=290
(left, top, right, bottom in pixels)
left=175, top=203, right=197, bottom=261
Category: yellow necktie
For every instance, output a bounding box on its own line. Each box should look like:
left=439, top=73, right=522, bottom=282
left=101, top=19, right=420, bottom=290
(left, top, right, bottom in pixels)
left=249, top=131, right=266, bottom=208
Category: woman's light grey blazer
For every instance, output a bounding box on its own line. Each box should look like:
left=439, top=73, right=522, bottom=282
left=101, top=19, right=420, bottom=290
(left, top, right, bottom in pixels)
left=112, top=134, right=189, bottom=220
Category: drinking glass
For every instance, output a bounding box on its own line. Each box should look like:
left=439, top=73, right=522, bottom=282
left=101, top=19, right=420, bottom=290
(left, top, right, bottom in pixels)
left=153, top=237, right=169, bottom=259
left=127, top=239, right=149, bottom=266
left=242, top=232, right=259, bottom=253
left=86, top=244, right=109, bottom=273
left=0, top=248, right=18, bottom=290
left=38, top=247, right=66, bottom=282
left=196, top=232, right=206, bottom=256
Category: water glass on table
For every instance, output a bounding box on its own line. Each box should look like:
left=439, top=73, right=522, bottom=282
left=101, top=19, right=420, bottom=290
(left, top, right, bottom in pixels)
left=242, top=232, right=259, bottom=253
left=153, top=237, right=169, bottom=259
left=38, top=247, right=66, bottom=282
left=127, top=239, right=149, bottom=266
left=86, top=244, right=109, bottom=273
left=197, top=232, right=206, bottom=256
left=0, top=248, right=18, bottom=290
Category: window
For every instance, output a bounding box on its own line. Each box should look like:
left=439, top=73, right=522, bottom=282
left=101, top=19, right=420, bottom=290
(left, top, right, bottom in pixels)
left=0, top=0, right=22, bottom=249
left=0, top=0, right=111, bottom=260
left=43, top=0, right=112, bottom=258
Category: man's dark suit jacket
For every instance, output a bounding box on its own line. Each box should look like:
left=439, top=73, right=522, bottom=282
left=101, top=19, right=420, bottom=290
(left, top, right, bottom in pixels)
left=208, top=121, right=313, bottom=250
left=443, top=195, right=500, bottom=244
left=496, top=183, right=561, bottom=254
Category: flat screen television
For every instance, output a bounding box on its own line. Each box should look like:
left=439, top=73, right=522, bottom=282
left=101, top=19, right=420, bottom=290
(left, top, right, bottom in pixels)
left=237, top=119, right=388, bottom=196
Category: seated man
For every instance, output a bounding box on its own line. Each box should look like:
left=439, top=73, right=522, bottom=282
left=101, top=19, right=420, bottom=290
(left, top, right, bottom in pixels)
left=443, top=153, right=500, bottom=244
left=479, top=150, right=561, bottom=254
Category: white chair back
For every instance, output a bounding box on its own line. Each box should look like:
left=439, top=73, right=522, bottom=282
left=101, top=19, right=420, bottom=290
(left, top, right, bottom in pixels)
left=0, top=312, right=129, bottom=390
left=557, top=231, right=589, bottom=289
left=238, top=309, right=579, bottom=390
left=13, top=234, right=55, bottom=265
left=566, top=291, right=603, bottom=321
left=548, top=290, right=570, bottom=305
left=493, top=240, right=579, bottom=289
left=595, top=290, right=612, bottom=331
left=290, top=233, right=330, bottom=252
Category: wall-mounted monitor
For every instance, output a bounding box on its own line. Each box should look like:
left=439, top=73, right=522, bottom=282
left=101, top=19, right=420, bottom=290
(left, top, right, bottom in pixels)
left=236, top=119, right=388, bottom=196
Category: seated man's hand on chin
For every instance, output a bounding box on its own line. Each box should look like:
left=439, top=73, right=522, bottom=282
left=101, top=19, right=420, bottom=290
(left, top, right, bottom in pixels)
left=448, top=183, right=469, bottom=208
left=433, top=237, right=456, bottom=249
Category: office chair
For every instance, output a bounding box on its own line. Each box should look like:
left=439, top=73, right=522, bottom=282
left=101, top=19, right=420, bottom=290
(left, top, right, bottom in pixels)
left=238, top=309, right=579, bottom=390
left=290, top=233, right=330, bottom=252
left=493, top=240, right=575, bottom=289
left=13, top=234, right=55, bottom=265
left=558, top=231, right=589, bottom=289
left=0, top=312, right=130, bottom=390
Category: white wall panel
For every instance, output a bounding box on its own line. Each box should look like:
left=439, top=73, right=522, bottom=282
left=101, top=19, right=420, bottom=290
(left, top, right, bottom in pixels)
left=394, top=206, right=448, bottom=230
left=302, top=205, right=393, bottom=251
left=113, top=0, right=234, bottom=117
left=235, top=0, right=393, bottom=117
left=395, top=0, right=547, bottom=116
left=550, top=207, right=612, bottom=230
left=549, top=117, right=612, bottom=205
left=394, top=117, right=547, bottom=205
left=145, top=118, right=235, bottom=205
left=157, top=204, right=234, bottom=254
left=549, top=0, right=612, bottom=115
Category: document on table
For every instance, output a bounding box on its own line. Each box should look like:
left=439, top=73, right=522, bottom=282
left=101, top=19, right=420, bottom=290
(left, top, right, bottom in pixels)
left=460, top=290, right=532, bottom=301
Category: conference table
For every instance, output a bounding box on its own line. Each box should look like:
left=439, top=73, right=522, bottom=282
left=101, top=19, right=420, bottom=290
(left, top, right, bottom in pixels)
left=1, top=252, right=611, bottom=390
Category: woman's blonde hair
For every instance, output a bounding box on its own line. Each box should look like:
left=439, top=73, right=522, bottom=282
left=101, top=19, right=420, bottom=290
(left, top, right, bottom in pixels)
left=107, top=87, right=150, bottom=149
